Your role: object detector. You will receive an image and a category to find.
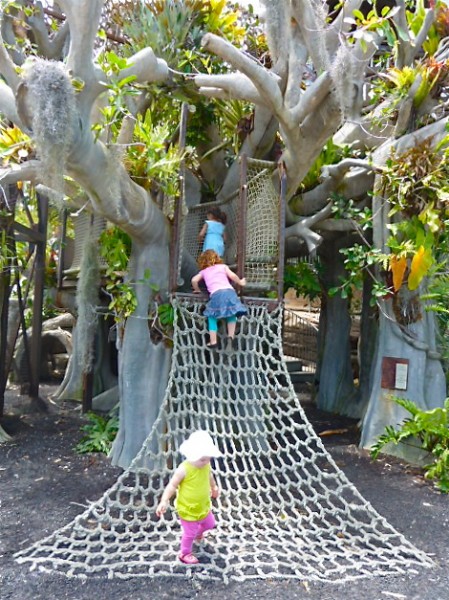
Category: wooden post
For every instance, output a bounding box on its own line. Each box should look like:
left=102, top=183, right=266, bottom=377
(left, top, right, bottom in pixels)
left=28, top=192, right=48, bottom=399
left=237, top=154, right=248, bottom=281
left=0, top=249, right=10, bottom=418
left=0, top=184, right=19, bottom=417
left=169, top=102, right=189, bottom=294
left=277, top=162, right=287, bottom=302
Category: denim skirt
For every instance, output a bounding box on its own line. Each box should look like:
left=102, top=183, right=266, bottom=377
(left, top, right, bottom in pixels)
left=203, top=289, right=247, bottom=319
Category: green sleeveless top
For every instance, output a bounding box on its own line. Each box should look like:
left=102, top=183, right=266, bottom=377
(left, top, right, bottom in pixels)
left=175, top=461, right=211, bottom=521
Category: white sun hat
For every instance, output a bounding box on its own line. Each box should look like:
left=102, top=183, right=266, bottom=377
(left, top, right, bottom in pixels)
left=179, top=430, right=222, bottom=462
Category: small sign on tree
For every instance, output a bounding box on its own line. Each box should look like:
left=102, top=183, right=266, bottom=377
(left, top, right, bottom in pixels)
left=381, top=357, right=409, bottom=391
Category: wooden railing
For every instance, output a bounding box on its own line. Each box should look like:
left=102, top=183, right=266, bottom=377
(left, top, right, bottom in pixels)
left=282, top=308, right=318, bottom=373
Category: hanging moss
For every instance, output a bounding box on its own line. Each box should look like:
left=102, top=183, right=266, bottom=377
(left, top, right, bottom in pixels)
left=22, top=58, right=77, bottom=194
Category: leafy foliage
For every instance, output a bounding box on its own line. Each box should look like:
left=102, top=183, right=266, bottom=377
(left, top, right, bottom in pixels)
left=99, top=226, right=138, bottom=323
left=422, top=274, right=449, bottom=373
left=98, top=225, right=174, bottom=341
left=0, top=125, right=33, bottom=165
left=75, top=412, right=119, bottom=455
left=125, top=110, right=194, bottom=196
left=283, top=260, right=322, bottom=301
left=0, top=226, right=15, bottom=274
left=371, top=396, right=449, bottom=493
left=120, top=0, right=248, bottom=69
left=384, top=138, right=449, bottom=219
left=331, top=133, right=449, bottom=308
left=116, top=0, right=263, bottom=167
left=329, top=244, right=388, bottom=306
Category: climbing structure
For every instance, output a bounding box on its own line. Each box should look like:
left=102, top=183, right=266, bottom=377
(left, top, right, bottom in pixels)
left=14, top=153, right=433, bottom=582
left=173, top=156, right=285, bottom=297
left=15, top=297, right=433, bottom=582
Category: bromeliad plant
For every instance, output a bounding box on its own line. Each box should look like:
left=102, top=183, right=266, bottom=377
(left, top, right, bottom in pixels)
left=330, top=136, right=449, bottom=309
left=371, top=396, right=449, bottom=493
left=380, top=135, right=449, bottom=295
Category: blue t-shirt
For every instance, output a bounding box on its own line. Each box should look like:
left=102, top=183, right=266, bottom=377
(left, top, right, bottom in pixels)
left=203, top=220, right=225, bottom=256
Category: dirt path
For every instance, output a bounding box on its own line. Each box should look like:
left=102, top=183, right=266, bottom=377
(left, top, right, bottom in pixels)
left=1, top=384, right=448, bottom=600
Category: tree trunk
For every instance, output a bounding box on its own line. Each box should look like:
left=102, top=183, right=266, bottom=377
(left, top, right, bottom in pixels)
left=316, top=234, right=357, bottom=414
left=109, top=239, right=171, bottom=468
left=360, top=291, right=446, bottom=458
left=360, top=174, right=447, bottom=458
left=355, top=273, right=378, bottom=413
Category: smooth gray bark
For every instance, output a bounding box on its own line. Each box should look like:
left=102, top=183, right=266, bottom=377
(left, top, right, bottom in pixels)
left=316, top=233, right=357, bottom=414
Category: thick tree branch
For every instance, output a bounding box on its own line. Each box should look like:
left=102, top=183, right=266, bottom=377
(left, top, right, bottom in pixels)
left=323, top=158, right=377, bottom=179
left=284, top=19, right=308, bottom=110
left=374, top=115, right=449, bottom=164
left=218, top=106, right=278, bottom=201
left=57, top=0, right=105, bottom=118
left=117, top=94, right=151, bottom=146
left=0, top=29, right=20, bottom=92
left=0, top=160, right=41, bottom=186
left=118, top=48, right=169, bottom=85
left=324, top=0, right=364, bottom=56
left=58, top=0, right=102, bottom=83
left=289, top=72, right=332, bottom=126
left=195, top=73, right=263, bottom=105
left=259, top=0, right=289, bottom=66
left=28, top=3, right=70, bottom=59
left=290, top=0, right=327, bottom=71
left=394, top=74, right=423, bottom=137
left=200, top=33, right=284, bottom=115
left=291, top=161, right=375, bottom=217
left=285, top=202, right=334, bottom=253
left=1, top=8, right=24, bottom=67
left=0, top=81, right=23, bottom=127
left=394, top=1, right=435, bottom=68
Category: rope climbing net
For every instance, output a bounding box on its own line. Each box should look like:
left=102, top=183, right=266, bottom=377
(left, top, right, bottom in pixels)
left=15, top=297, right=433, bottom=583
left=180, top=157, right=282, bottom=294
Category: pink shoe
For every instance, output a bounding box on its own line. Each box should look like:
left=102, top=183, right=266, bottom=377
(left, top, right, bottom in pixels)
left=179, top=553, right=199, bottom=565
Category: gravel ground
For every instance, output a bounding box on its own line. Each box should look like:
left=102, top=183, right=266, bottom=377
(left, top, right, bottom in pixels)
left=1, top=383, right=448, bottom=600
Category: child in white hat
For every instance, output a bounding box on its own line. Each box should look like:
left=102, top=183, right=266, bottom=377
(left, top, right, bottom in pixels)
left=156, top=430, right=222, bottom=565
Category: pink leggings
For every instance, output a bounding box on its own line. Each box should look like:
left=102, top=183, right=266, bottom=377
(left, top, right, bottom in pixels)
left=179, top=511, right=216, bottom=555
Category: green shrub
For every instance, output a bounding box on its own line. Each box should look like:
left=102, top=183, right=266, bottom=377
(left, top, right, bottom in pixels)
left=371, top=396, right=449, bottom=493
left=284, top=261, right=322, bottom=301
left=75, top=412, right=119, bottom=455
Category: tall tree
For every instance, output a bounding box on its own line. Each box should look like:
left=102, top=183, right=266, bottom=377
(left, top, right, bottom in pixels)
left=0, top=0, right=448, bottom=466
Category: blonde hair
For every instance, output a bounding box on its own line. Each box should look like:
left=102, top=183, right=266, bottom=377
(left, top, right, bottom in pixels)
left=198, top=249, right=223, bottom=270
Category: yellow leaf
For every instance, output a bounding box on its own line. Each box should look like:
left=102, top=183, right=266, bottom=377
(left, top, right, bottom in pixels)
left=390, top=255, right=407, bottom=291
left=408, top=246, right=433, bottom=290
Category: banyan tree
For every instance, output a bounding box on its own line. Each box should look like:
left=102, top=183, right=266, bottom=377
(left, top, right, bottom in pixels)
left=0, top=0, right=448, bottom=467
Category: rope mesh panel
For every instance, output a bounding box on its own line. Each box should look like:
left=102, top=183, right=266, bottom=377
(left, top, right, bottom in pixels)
left=182, top=158, right=280, bottom=294
left=64, top=213, right=106, bottom=275
left=15, top=297, right=433, bottom=582
left=243, top=160, right=280, bottom=292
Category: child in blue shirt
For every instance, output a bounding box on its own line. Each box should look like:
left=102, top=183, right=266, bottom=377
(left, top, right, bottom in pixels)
left=198, top=207, right=227, bottom=257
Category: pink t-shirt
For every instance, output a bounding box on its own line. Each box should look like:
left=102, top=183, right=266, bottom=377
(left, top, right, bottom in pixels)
left=201, top=264, right=233, bottom=296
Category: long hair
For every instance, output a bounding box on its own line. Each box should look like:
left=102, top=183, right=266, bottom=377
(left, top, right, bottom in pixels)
left=198, top=249, right=223, bottom=270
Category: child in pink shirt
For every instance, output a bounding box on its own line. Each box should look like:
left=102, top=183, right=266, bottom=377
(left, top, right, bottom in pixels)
left=191, top=250, right=247, bottom=349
